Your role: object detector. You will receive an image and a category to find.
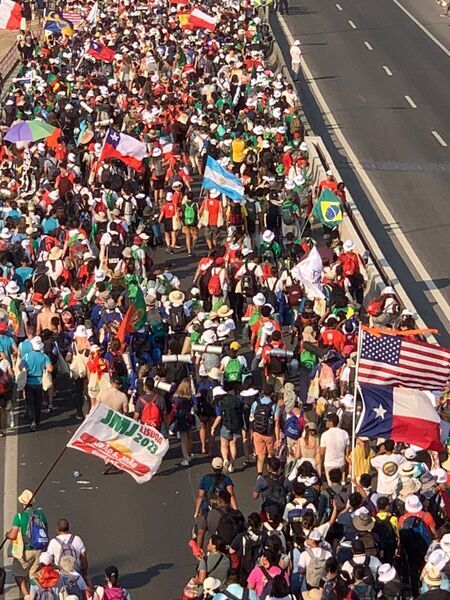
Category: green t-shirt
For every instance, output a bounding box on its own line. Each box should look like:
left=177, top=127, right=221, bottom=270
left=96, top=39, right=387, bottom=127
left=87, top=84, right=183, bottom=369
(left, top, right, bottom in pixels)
left=13, top=508, right=48, bottom=550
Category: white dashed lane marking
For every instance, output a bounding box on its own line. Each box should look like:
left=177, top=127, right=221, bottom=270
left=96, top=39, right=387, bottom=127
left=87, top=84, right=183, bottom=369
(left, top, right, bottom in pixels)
left=404, top=95, right=417, bottom=108
left=382, top=65, right=393, bottom=76
left=364, top=41, right=373, bottom=50
left=431, top=131, right=448, bottom=147
left=336, top=3, right=343, bottom=10
left=348, top=19, right=357, bottom=28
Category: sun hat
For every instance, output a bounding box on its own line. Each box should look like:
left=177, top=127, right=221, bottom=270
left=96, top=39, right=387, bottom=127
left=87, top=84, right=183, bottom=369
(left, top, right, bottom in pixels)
left=377, top=563, right=396, bottom=583
left=423, top=566, right=444, bottom=588
left=168, top=290, right=185, bottom=305
left=18, top=489, right=34, bottom=505
left=262, top=229, right=275, bottom=243
left=216, top=323, right=231, bottom=339
left=212, top=386, right=227, bottom=398
left=74, top=325, right=88, bottom=338
left=106, top=298, right=117, bottom=310
left=203, top=577, right=221, bottom=594
left=300, top=141, right=308, bottom=151
left=405, top=494, right=423, bottom=513
left=343, top=239, right=355, bottom=252
left=404, top=447, right=417, bottom=460
left=427, top=549, right=448, bottom=572
left=94, top=268, right=106, bottom=282
left=352, top=510, right=374, bottom=532
left=217, top=305, right=233, bottom=318
left=399, top=461, right=415, bottom=477
left=31, top=336, right=44, bottom=352
left=398, top=477, right=421, bottom=500
left=382, top=286, right=395, bottom=295
left=308, top=530, right=322, bottom=541
left=420, top=471, right=437, bottom=492
left=431, top=468, right=447, bottom=484
left=202, top=330, right=218, bottom=345
left=48, top=246, right=63, bottom=260
left=211, top=457, right=223, bottom=470
left=341, top=393, right=354, bottom=409
left=203, top=319, right=216, bottom=330
left=208, top=367, right=222, bottom=381
left=440, top=533, right=450, bottom=553
left=209, top=188, right=220, bottom=198
left=253, top=293, right=266, bottom=306
left=0, top=227, right=11, bottom=239
left=302, top=326, right=316, bottom=343
left=6, top=281, right=20, bottom=295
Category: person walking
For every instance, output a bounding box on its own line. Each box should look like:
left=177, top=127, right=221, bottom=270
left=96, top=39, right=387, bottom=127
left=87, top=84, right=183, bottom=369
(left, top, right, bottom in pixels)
left=20, top=336, right=53, bottom=431
left=290, top=41, right=302, bottom=81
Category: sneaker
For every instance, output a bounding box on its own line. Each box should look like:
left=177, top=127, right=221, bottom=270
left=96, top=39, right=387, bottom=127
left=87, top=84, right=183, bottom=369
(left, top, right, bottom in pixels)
left=223, top=459, right=230, bottom=470
left=228, top=463, right=234, bottom=473
left=30, top=421, right=37, bottom=432
left=180, top=459, right=190, bottom=467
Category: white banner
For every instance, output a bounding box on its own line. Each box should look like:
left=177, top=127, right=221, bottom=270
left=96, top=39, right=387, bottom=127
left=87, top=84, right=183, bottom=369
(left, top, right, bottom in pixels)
left=67, top=404, right=169, bottom=483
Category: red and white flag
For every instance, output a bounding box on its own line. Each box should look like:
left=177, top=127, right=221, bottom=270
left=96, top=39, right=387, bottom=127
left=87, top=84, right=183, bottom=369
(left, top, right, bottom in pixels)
left=359, top=331, right=450, bottom=391
left=0, top=0, right=22, bottom=30
left=99, top=127, right=147, bottom=172
left=87, top=40, right=116, bottom=63
left=188, top=7, right=216, bottom=30
left=62, top=10, right=84, bottom=27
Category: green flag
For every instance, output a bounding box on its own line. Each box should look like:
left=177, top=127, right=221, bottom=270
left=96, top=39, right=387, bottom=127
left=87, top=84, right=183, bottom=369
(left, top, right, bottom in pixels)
left=311, top=188, right=343, bottom=228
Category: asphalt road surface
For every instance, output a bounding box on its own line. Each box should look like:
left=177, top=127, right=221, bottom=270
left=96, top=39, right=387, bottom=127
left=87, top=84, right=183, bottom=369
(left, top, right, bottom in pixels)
left=271, top=0, right=450, bottom=344
left=0, top=246, right=258, bottom=600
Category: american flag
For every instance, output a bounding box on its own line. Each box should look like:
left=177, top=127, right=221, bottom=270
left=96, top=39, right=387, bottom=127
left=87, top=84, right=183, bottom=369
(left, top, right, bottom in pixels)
left=359, top=331, right=450, bottom=390
left=62, top=10, right=84, bottom=27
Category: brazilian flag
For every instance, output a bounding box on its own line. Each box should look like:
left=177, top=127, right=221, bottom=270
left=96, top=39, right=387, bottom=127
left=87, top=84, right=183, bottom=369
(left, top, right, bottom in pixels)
left=312, top=188, right=343, bottom=228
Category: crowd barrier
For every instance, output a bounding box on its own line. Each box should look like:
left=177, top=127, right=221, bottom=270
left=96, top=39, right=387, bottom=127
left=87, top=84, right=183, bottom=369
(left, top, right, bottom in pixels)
left=264, top=11, right=436, bottom=343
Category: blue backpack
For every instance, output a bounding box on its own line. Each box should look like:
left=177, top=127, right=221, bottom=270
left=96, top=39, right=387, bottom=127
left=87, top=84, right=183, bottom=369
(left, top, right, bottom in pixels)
left=284, top=414, right=302, bottom=440
left=26, top=511, right=49, bottom=550
left=400, top=513, right=431, bottom=554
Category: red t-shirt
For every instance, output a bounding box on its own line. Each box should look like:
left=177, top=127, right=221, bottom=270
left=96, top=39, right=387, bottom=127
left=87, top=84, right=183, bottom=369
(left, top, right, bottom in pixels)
left=160, top=203, right=176, bottom=219
left=204, top=198, right=220, bottom=226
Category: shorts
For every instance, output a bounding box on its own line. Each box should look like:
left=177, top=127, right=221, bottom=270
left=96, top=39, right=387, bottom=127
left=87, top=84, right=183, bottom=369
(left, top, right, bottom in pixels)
left=267, top=374, right=285, bottom=393
left=12, top=549, right=40, bottom=578
left=203, top=225, right=218, bottom=240
left=182, top=225, right=198, bottom=235
left=220, top=425, right=240, bottom=441
left=253, top=431, right=275, bottom=457
left=152, top=177, right=165, bottom=191
left=164, top=218, right=173, bottom=233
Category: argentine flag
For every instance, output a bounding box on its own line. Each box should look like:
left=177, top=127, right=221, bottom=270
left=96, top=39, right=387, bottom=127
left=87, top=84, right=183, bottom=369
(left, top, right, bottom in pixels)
left=203, top=156, right=245, bottom=201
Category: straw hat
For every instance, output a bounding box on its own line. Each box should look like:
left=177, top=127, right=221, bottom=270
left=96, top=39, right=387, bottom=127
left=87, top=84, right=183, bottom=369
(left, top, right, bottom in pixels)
left=398, top=477, right=421, bottom=500
left=203, top=577, right=221, bottom=594
left=168, top=290, right=185, bottom=305
left=49, top=246, right=63, bottom=260
left=216, top=305, right=233, bottom=318
left=423, top=566, right=443, bottom=588
left=18, top=489, right=34, bottom=505
left=352, top=510, right=374, bottom=532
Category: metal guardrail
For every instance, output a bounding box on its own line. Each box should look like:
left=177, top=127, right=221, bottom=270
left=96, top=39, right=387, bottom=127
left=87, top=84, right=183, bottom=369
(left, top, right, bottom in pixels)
left=0, top=45, right=19, bottom=81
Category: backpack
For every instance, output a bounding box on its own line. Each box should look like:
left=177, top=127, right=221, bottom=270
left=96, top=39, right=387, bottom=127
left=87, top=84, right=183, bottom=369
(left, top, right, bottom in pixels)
left=305, top=548, right=327, bottom=588
left=349, top=556, right=375, bottom=586
left=106, top=242, right=122, bottom=270
left=259, top=566, right=275, bottom=600
left=26, top=510, right=49, bottom=550
left=0, top=367, right=13, bottom=395
left=224, top=358, right=243, bottom=383
left=261, top=522, right=287, bottom=553
left=262, top=473, right=286, bottom=512
left=281, top=203, right=295, bottom=226
left=214, top=508, right=245, bottom=546
left=229, top=203, right=242, bottom=226
left=103, top=587, right=127, bottom=600
left=353, top=582, right=375, bottom=600
left=153, top=159, right=165, bottom=177
left=245, top=201, right=257, bottom=223
left=206, top=474, right=228, bottom=505
left=36, top=588, right=59, bottom=600
left=366, top=298, right=384, bottom=317
left=62, top=574, right=83, bottom=600
left=140, top=394, right=163, bottom=428
left=241, top=266, right=258, bottom=297
left=300, top=349, right=317, bottom=371
left=400, top=514, right=431, bottom=555
left=287, top=281, right=303, bottom=307
left=324, top=486, right=348, bottom=515
left=340, top=252, right=359, bottom=277
left=56, top=534, right=80, bottom=571
left=239, top=533, right=262, bottom=585
left=220, top=394, right=243, bottom=433
left=223, top=590, right=250, bottom=600
left=183, top=204, right=196, bottom=226
left=284, top=413, right=302, bottom=440
left=252, top=399, right=274, bottom=435
left=208, top=270, right=222, bottom=296
left=168, top=305, right=186, bottom=332
left=268, top=349, right=286, bottom=376
left=373, top=516, right=397, bottom=559
left=356, top=531, right=378, bottom=557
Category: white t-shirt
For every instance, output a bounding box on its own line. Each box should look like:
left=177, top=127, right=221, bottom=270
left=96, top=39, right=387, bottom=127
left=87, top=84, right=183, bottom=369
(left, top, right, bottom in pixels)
left=320, top=427, right=349, bottom=468
left=298, top=546, right=332, bottom=569
left=47, top=533, right=86, bottom=565
left=371, top=453, right=404, bottom=495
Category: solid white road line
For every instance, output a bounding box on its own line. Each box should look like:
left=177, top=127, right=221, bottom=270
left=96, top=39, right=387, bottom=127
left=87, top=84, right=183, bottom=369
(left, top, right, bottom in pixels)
left=390, top=0, right=450, bottom=57
left=3, top=427, right=19, bottom=600
left=382, top=65, right=393, bottom=76
left=336, top=3, right=343, bottom=10
left=364, top=41, right=373, bottom=50
left=348, top=19, right=357, bottom=29
left=431, top=130, right=448, bottom=147
left=277, top=13, right=450, bottom=332
left=404, top=95, right=417, bottom=108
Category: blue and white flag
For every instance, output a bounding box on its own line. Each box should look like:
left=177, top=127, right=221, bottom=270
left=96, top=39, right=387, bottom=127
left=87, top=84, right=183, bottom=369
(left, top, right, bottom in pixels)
left=202, top=156, right=244, bottom=201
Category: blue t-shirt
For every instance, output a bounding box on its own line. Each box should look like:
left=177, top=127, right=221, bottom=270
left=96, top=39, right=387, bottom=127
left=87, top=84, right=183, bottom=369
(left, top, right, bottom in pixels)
left=15, top=266, right=33, bottom=290
left=199, top=473, right=234, bottom=512
left=19, top=339, right=33, bottom=356
left=21, top=351, right=51, bottom=385
left=42, top=217, right=59, bottom=234
left=0, top=334, right=17, bottom=360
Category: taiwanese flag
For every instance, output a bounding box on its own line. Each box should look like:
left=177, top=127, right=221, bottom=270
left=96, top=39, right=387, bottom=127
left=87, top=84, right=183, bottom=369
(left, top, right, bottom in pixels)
left=87, top=40, right=116, bottom=63
left=358, top=385, right=443, bottom=451
left=0, top=0, right=22, bottom=30
left=99, top=127, right=147, bottom=172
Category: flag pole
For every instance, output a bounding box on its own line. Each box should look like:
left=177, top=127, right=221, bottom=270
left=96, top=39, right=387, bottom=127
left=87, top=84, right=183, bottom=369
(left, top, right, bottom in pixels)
left=350, top=326, right=364, bottom=490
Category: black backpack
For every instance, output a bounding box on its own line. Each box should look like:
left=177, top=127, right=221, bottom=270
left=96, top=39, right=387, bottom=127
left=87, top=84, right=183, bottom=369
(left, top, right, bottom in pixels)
left=241, top=266, right=258, bottom=297
left=262, top=473, right=286, bottom=512
left=214, top=507, right=245, bottom=546
left=349, top=556, right=375, bottom=587
left=220, top=394, right=243, bottom=434
left=106, top=242, right=123, bottom=269
left=168, top=305, right=186, bottom=332
left=252, top=399, right=274, bottom=435
left=239, top=533, right=262, bottom=585
left=268, top=350, right=286, bottom=376
left=206, top=474, right=227, bottom=505
left=373, top=516, right=397, bottom=559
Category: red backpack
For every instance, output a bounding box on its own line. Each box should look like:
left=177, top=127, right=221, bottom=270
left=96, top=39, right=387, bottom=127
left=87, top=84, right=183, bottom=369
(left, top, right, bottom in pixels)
left=208, top=269, right=222, bottom=296
left=140, top=395, right=163, bottom=429
left=366, top=298, right=384, bottom=317
left=340, top=251, right=359, bottom=277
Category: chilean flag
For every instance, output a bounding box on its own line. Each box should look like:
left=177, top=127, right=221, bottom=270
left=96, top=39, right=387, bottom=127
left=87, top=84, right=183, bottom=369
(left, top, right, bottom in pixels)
left=0, top=0, right=22, bottom=30
left=358, top=385, right=442, bottom=451
left=99, top=128, right=147, bottom=173
left=87, top=40, right=116, bottom=63
left=188, top=8, right=217, bottom=30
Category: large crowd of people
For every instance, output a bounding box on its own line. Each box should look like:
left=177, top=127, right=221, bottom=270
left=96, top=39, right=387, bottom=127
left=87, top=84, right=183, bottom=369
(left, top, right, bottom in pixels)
left=1, top=0, right=449, bottom=599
